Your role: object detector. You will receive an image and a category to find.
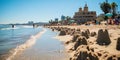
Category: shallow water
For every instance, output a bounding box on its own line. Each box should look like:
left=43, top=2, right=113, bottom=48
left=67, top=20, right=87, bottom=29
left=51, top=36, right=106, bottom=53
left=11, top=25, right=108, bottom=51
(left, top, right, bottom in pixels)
left=0, top=25, right=42, bottom=59
left=12, top=28, right=69, bottom=60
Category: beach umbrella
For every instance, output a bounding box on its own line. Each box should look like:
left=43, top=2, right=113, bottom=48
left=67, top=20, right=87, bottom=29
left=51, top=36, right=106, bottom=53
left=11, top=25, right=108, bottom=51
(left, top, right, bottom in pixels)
left=105, top=13, right=113, bottom=17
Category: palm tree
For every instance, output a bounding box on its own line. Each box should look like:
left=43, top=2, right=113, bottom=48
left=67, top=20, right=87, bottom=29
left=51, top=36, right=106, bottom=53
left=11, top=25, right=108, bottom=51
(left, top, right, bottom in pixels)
left=100, top=2, right=111, bottom=14
left=111, top=2, right=118, bottom=17
left=65, top=16, right=71, bottom=25
left=66, top=16, right=71, bottom=21
left=55, top=18, right=58, bottom=23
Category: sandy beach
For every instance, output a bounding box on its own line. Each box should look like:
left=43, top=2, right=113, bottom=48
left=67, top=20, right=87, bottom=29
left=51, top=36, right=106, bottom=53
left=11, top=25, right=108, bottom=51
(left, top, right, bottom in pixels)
left=47, top=25, right=120, bottom=60
left=1, top=0, right=120, bottom=60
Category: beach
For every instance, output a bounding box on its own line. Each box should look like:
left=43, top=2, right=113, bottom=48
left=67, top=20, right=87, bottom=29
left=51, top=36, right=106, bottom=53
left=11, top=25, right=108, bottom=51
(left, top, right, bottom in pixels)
left=0, top=24, right=120, bottom=60
left=1, top=0, right=120, bottom=60
left=46, top=25, right=120, bottom=60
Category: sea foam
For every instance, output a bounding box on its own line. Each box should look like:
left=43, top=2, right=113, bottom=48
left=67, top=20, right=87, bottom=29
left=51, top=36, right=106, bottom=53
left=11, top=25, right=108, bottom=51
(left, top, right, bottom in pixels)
left=0, top=27, right=19, bottom=30
left=6, top=28, right=46, bottom=60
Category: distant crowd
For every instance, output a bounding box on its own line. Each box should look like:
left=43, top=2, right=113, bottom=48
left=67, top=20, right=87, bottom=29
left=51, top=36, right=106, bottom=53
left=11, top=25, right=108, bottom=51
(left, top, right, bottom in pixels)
left=107, top=16, right=120, bottom=25
left=85, top=16, right=120, bottom=26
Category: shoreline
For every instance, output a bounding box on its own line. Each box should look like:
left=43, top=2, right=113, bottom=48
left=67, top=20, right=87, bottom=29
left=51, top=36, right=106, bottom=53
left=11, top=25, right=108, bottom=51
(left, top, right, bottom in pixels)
left=11, top=28, right=69, bottom=60
left=6, top=28, right=46, bottom=60
left=46, top=25, right=120, bottom=60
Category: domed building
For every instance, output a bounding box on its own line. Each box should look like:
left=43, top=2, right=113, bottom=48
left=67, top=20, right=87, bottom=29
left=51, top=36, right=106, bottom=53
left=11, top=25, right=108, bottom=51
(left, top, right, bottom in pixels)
left=73, top=4, right=96, bottom=24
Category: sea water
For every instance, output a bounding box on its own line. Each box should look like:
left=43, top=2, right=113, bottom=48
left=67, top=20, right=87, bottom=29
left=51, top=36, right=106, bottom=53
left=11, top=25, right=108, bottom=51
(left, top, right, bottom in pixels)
left=0, top=24, right=42, bottom=59
left=11, top=28, right=68, bottom=60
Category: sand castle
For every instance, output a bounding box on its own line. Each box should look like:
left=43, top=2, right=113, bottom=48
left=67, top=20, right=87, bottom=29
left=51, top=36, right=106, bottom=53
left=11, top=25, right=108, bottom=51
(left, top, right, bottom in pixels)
left=59, top=30, right=66, bottom=36
left=90, top=32, right=96, bottom=37
left=73, top=36, right=87, bottom=50
left=45, top=25, right=120, bottom=60
left=116, top=37, right=120, bottom=50
left=96, top=29, right=111, bottom=45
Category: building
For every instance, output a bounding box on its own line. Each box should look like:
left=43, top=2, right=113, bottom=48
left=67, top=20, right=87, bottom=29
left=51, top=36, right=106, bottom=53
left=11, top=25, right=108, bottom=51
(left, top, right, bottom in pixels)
left=73, top=4, right=96, bottom=24
left=28, top=21, right=34, bottom=24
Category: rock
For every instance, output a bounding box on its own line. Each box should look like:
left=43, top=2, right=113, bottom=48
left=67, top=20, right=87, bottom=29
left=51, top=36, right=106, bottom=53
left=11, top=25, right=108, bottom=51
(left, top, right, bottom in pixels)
left=59, top=30, right=66, bottom=36
left=96, top=29, right=111, bottom=45
left=73, top=37, right=87, bottom=50
left=91, top=32, right=96, bottom=37
left=116, top=37, right=120, bottom=50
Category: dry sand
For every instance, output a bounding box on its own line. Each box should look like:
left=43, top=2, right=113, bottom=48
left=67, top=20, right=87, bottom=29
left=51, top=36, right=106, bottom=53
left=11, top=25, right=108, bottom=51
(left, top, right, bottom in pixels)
left=52, top=25, right=120, bottom=60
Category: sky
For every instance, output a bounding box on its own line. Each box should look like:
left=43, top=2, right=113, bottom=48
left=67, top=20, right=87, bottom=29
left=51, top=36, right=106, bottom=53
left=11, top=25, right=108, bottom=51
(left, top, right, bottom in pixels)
left=0, top=0, right=120, bottom=24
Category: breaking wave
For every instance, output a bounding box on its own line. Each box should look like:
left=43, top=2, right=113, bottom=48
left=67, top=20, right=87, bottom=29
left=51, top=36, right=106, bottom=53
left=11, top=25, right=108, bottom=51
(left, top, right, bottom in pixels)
left=6, top=28, right=46, bottom=60
left=0, top=26, right=19, bottom=30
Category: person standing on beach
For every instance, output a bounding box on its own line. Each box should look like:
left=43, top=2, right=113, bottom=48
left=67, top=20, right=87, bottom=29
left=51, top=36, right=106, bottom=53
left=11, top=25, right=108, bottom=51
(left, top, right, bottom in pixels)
left=33, top=24, right=35, bottom=28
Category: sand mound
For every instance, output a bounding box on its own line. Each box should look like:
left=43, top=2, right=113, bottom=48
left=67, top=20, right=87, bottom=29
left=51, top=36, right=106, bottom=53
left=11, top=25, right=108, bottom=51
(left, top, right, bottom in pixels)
left=71, top=34, right=80, bottom=42
left=73, top=36, right=87, bottom=50
left=81, top=31, right=89, bottom=39
left=116, top=37, right=120, bottom=50
left=45, top=26, right=120, bottom=60
left=70, top=45, right=99, bottom=60
left=90, top=32, right=96, bottom=37
left=96, top=29, right=111, bottom=45
left=59, top=30, right=66, bottom=36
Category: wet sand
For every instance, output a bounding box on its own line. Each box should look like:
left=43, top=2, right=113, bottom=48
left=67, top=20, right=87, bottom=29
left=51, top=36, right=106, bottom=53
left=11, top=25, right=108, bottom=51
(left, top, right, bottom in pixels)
left=12, top=28, right=69, bottom=60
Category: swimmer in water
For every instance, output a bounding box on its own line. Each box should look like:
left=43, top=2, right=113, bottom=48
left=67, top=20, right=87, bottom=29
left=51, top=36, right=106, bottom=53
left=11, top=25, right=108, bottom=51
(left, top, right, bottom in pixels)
left=12, top=24, right=14, bottom=28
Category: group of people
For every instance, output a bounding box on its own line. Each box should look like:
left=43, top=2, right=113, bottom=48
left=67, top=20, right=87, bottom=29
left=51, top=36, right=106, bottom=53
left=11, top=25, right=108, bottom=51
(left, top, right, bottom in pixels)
left=107, top=16, right=120, bottom=25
